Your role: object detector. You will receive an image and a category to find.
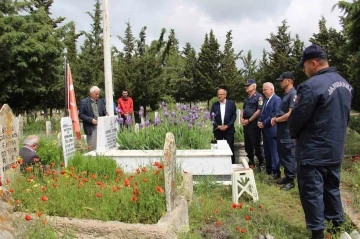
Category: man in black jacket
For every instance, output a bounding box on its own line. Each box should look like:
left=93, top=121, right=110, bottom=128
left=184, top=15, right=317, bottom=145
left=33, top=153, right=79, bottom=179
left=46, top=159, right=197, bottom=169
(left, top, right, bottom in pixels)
left=289, top=44, right=354, bottom=239
left=210, top=88, right=237, bottom=164
left=79, top=86, right=108, bottom=151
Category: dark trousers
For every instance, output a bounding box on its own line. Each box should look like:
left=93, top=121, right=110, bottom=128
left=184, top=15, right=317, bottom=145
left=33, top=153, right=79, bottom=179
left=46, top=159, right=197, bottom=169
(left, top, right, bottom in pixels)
left=244, top=122, right=264, bottom=166
left=263, top=133, right=280, bottom=175
left=215, top=131, right=235, bottom=164
left=297, top=164, right=344, bottom=231
left=277, top=139, right=296, bottom=180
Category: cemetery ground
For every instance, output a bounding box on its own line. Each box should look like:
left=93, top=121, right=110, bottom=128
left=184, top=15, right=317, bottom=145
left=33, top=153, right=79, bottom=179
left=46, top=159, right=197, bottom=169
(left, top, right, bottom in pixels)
left=2, top=116, right=360, bottom=239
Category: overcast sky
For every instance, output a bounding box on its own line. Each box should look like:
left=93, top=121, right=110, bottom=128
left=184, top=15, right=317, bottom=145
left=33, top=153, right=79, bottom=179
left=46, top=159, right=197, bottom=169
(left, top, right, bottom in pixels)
left=51, top=0, right=344, bottom=63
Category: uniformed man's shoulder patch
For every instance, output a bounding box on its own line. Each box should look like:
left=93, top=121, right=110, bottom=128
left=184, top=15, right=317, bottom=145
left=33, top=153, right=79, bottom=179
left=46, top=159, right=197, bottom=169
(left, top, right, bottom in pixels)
left=258, top=97, right=263, bottom=106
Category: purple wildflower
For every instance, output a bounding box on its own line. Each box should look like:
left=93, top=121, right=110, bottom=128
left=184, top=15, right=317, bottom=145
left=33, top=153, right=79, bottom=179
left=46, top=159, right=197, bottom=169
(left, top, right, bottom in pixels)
left=154, top=116, right=161, bottom=126
left=182, top=115, right=190, bottom=122
left=164, top=111, right=169, bottom=118
left=118, top=118, right=124, bottom=125
left=211, top=112, right=216, bottom=118
left=125, top=115, right=132, bottom=125
left=115, top=107, right=121, bottom=113
left=188, top=124, right=193, bottom=130
left=139, top=106, right=144, bottom=116
left=139, top=123, right=144, bottom=128
left=171, top=111, right=176, bottom=118
left=145, top=120, right=150, bottom=127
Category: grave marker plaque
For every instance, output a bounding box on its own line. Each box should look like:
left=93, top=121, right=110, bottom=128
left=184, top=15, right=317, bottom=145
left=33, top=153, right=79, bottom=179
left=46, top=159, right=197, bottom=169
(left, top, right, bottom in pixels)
left=60, top=117, right=76, bottom=167
left=96, top=116, right=117, bottom=153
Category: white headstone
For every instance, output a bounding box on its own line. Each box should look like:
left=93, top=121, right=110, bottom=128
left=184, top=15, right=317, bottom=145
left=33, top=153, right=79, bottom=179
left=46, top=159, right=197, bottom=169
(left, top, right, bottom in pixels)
left=140, top=116, right=145, bottom=125
left=237, top=109, right=242, bottom=125
left=18, top=115, right=23, bottom=138
left=60, top=117, right=76, bottom=167
left=96, top=116, right=117, bottom=153
left=0, top=105, right=19, bottom=181
left=155, top=111, right=159, bottom=120
left=134, top=123, right=140, bottom=133
left=46, top=121, right=51, bottom=136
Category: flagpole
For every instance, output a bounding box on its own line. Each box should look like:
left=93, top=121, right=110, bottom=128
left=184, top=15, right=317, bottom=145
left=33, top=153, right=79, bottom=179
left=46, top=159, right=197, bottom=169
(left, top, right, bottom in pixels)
left=64, top=49, right=68, bottom=117
left=103, top=0, right=114, bottom=116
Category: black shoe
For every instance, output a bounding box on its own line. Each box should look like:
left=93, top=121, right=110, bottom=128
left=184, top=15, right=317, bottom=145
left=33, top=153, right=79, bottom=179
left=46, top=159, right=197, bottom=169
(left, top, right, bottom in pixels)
left=276, top=178, right=288, bottom=185
left=271, top=174, right=281, bottom=180
left=311, top=230, right=324, bottom=239
left=280, top=182, right=295, bottom=191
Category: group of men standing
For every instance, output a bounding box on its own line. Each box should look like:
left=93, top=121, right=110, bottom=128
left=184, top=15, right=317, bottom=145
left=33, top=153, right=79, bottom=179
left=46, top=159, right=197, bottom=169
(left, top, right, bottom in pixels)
left=211, top=44, right=354, bottom=239
left=241, top=72, right=297, bottom=191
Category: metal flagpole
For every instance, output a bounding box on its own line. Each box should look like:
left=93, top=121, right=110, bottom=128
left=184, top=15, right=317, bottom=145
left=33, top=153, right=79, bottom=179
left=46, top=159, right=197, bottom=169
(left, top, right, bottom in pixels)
left=103, top=0, right=114, bottom=116
left=64, top=50, right=68, bottom=117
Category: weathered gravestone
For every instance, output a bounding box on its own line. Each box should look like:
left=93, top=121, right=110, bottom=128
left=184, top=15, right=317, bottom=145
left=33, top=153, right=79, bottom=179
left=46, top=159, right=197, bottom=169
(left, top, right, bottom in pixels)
left=237, top=109, right=242, bottom=125
left=0, top=105, right=19, bottom=182
left=46, top=120, right=51, bottom=136
left=60, top=117, right=76, bottom=167
left=164, top=132, right=176, bottom=212
left=96, top=116, right=117, bottom=153
left=0, top=187, right=15, bottom=239
left=134, top=123, right=140, bottom=133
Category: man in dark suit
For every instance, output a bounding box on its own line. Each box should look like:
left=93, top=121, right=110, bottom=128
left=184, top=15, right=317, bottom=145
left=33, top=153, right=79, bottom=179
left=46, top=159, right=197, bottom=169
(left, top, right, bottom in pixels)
left=79, top=86, right=108, bottom=151
left=19, top=135, right=41, bottom=166
left=258, top=82, right=281, bottom=178
left=210, top=88, right=237, bottom=164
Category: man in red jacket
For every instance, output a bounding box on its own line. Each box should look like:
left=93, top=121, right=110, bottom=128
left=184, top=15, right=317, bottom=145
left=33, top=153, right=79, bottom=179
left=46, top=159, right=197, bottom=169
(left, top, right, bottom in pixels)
left=117, top=90, right=133, bottom=128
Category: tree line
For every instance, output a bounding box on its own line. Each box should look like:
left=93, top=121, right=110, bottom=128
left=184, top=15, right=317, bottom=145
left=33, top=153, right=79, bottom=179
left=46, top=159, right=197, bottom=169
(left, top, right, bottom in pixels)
left=0, top=0, right=359, bottom=117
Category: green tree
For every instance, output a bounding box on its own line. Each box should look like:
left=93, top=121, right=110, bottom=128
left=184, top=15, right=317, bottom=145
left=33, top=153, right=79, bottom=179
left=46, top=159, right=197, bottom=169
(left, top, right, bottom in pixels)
left=220, top=30, right=241, bottom=100
left=196, top=30, right=222, bottom=106
left=333, top=0, right=360, bottom=110
left=76, top=0, right=104, bottom=99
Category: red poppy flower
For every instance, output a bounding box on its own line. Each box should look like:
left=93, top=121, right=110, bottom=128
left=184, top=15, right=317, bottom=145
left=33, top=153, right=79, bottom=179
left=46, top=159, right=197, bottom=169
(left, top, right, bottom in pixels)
left=133, top=188, right=139, bottom=195
left=54, top=177, right=59, bottom=182
left=231, top=203, right=237, bottom=209
left=24, top=214, right=32, bottom=221
left=90, top=174, right=97, bottom=179
left=141, top=167, right=148, bottom=173
left=131, top=196, right=137, bottom=202
left=154, top=169, right=160, bottom=175
left=240, top=228, right=246, bottom=234
left=115, top=168, right=121, bottom=173
left=60, top=163, right=65, bottom=167
left=156, top=186, right=164, bottom=194
left=52, top=170, right=57, bottom=175
left=258, top=204, right=262, bottom=209
left=135, top=168, right=141, bottom=174
left=60, top=170, right=66, bottom=175
left=25, top=167, right=33, bottom=173
left=9, top=188, right=14, bottom=193
left=153, top=161, right=161, bottom=167
left=249, top=207, right=254, bottom=211
left=326, top=234, right=331, bottom=239
left=244, top=215, right=251, bottom=221
left=41, top=186, right=46, bottom=192
left=116, top=185, right=122, bottom=190
left=215, top=221, right=221, bottom=227
left=11, top=164, right=17, bottom=169
left=96, top=181, right=103, bottom=186
left=236, top=203, right=243, bottom=208
left=124, top=178, right=130, bottom=187
left=157, top=164, right=164, bottom=169
left=96, top=193, right=102, bottom=198
left=17, top=158, right=23, bottom=164
left=16, top=199, right=21, bottom=205
left=37, top=211, right=43, bottom=217
left=52, top=183, right=58, bottom=188
left=41, top=196, right=48, bottom=202
left=235, top=226, right=240, bottom=231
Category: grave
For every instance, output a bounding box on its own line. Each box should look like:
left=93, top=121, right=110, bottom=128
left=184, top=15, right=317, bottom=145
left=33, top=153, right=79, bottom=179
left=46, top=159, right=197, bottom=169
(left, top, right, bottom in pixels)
left=60, top=117, right=76, bottom=167
left=0, top=104, right=19, bottom=181
left=96, top=116, right=117, bottom=153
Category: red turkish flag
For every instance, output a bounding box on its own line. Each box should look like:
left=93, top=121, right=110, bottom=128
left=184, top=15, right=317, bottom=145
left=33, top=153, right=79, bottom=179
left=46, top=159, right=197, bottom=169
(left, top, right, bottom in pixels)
left=67, top=64, right=81, bottom=140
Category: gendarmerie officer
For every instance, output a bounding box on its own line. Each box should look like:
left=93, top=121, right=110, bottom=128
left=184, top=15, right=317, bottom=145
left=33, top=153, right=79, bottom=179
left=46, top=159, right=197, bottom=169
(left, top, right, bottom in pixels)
left=240, top=79, right=265, bottom=170
left=271, top=72, right=296, bottom=191
left=289, top=44, right=354, bottom=239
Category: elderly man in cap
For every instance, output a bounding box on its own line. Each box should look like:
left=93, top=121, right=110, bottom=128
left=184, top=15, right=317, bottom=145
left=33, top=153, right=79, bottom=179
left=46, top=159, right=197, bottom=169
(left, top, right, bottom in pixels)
left=271, top=72, right=296, bottom=191
left=240, top=79, right=265, bottom=170
left=289, top=44, right=353, bottom=239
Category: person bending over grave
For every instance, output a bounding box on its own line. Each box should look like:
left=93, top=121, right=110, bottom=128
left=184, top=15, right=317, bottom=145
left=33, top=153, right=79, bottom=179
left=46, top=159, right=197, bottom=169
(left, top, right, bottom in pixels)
left=19, top=135, right=41, bottom=166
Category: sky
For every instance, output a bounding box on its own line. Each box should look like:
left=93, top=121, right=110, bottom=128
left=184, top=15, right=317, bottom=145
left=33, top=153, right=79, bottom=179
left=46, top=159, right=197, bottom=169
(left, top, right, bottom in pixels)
left=51, top=0, right=345, bottom=64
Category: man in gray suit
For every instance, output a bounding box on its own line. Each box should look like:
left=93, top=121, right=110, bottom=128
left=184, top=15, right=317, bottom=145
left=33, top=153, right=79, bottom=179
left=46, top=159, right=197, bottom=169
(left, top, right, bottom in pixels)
left=79, top=86, right=108, bottom=151
left=19, top=135, right=41, bottom=166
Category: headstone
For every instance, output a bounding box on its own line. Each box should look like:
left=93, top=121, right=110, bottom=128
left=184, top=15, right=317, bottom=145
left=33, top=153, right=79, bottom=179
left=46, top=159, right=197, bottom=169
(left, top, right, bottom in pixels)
left=350, top=230, right=360, bottom=239
left=155, top=111, right=159, bottom=120
left=0, top=105, right=19, bottom=181
left=340, top=232, right=352, bottom=239
left=60, top=117, right=76, bottom=167
left=0, top=187, right=15, bottom=239
left=237, top=109, right=242, bottom=125
left=134, top=123, right=140, bottom=133
left=18, top=115, right=23, bottom=138
left=35, top=117, right=40, bottom=122
left=140, top=116, right=145, bottom=126
left=46, top=120, right=51, bottom=136
left=96, top=116, right=117, bottom=153
left=182, top=172, right=193, bottom=203
left=163, top=132, right=176, bottom=212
